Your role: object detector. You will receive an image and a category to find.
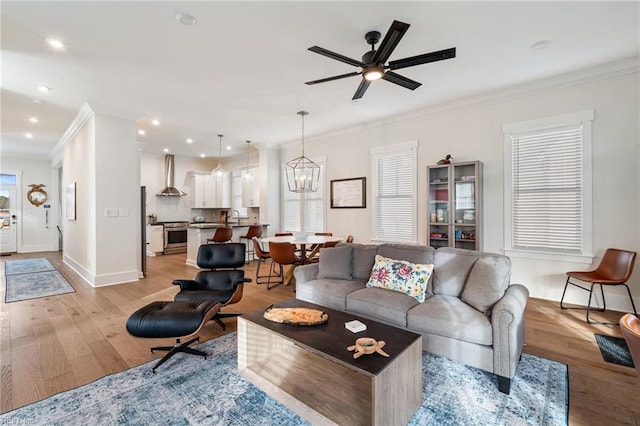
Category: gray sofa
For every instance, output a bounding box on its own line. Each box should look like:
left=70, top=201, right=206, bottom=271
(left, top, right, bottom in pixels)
left=294, top=243, right=529, bottom=394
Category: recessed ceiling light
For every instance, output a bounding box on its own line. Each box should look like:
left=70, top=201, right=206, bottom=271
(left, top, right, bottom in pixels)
left=25, top=133, right=33, bottom=139
left=163, top=148, right=169, bottom=153
left=175, top=12, right=197, bottom=25
left=200, top=153, right=205, bottom=158
left=226, top=145, right=231, bottom=150
left=530, top=40, right=550, bottom=50
left=46, top=38, right=65, bottom=50
left=137, top=129, right=146, bottom=135
left=29, top=117, right=39, bottom=123
left=37, top=85, right=51, bottom=93
left=151, top=119, right=160, bottom=126
left=186, top=138, right=194, bottom=144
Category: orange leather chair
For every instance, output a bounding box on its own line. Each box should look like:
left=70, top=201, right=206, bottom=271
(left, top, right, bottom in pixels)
left=268, top=241, right=304, bottom=290
left=239, top=225, right=263, bottom=262
left=561, top=248, right=638, bottom=324
left=206, top=226, right=233, bottom=243
left=252, top=237, right=282, bottom=285
left=620, top=313, right=640, bottom=382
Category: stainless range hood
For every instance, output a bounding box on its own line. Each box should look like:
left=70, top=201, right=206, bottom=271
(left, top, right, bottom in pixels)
left=156, top=154, right=187, bottom=197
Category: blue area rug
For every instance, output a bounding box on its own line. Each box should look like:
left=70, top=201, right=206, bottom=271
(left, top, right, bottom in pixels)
left=5, top=270, right=75, bottom=303
left=0, top=333, right=568, bottom=425
left=4, top=257, right=55, bottom=276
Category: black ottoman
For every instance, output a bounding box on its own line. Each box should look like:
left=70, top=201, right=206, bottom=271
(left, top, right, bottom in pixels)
left=126, top=300, right=221, bottom=372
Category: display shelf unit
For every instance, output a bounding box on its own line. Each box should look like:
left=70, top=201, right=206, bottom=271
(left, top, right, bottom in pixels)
left=427, top=161, right=482, bottom=250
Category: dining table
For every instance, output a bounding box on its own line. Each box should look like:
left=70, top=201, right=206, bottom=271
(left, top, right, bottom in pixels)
left=260, top=234, right=343, bottom=285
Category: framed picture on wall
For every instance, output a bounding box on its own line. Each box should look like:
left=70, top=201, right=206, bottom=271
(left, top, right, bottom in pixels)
left=66, top=182, right=76, bottom=220
left=330, top=177, right=366, bottom=208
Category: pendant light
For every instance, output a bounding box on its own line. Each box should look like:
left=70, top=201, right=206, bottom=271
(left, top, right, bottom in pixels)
left=243, top=140, right=253, bottom=181
left=286, top=111, right=320, bottom=192
left=212, top=134, right=226, bottom=177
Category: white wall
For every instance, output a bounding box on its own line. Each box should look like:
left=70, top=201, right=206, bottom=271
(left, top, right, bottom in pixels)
left=0, top=156, right=58, bottom=252
left=282, top=60, right=640, bottom=311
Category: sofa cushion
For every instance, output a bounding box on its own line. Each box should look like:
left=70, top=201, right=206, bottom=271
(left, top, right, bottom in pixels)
left=350, top=243, right=380, bottom=281
left=317, top=246, right=353, bottom=280
left=347, top=287, right=419, bottom=327
left=296, top=278, right=365, bottom=311
left=461, top=255, right=511, bottom=314
left=366, top=255, right=434, bottom=302
left=407, top=295, right=493, bottom=346
left=377, top=244, right=435, bottom=265
left=432, top=248, right=480, bottom=296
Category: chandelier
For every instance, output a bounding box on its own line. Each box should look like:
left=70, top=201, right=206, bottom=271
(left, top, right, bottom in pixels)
left=212, top=134, right=226, bottom=177
left=285, top=111, right=320, bottom=192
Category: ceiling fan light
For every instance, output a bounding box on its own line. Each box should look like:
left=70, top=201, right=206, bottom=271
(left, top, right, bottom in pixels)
left=364, top=68, right=383, bottom=81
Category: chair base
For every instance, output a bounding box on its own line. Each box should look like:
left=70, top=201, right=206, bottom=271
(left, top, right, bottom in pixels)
left=560, top=277, right=638, bottom=325
left=212, top=312, right=242, bottom=331
left=150, top=336, right=206, bottom=373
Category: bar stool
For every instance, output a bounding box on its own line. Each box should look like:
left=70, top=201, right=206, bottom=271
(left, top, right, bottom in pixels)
left=206, top=226, right=233, bottom=243
left=239, top=225, right=263, bottom=262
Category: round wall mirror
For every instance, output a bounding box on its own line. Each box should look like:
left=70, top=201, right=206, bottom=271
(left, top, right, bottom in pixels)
left=27, top=184, right=48, bottom=207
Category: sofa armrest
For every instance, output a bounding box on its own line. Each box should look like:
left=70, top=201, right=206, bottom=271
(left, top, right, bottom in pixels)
left=294, top=263, right=319, bottom=283
left=491, top=284, right=529, bottom=379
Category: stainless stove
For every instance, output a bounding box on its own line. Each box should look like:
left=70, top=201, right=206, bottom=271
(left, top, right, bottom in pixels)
left=160, top=221, right=189, bottom=254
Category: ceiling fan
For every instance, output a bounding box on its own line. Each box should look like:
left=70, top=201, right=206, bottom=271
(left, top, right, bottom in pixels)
left=305, top=20, right=456, bottom=100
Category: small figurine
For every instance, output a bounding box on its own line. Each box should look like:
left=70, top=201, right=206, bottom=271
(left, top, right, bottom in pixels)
left=347, top=337, right=390, bottom=359
left=437, top=154, right=453, bottom=165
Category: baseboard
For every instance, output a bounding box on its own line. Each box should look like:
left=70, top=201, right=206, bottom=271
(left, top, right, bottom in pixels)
left=63, top=254, right=140, bottom=287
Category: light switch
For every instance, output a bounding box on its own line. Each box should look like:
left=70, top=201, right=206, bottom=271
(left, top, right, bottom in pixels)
left=105, top=208, right=118, bottom=217
left=119, top=209, right=129, bottom=217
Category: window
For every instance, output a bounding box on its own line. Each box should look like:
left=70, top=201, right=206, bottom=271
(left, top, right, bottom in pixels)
left=371, top=141, right=418, bottom=242
left=503, top=110, right=593, bottom=262
left=282, top=159, right=325, bottom=232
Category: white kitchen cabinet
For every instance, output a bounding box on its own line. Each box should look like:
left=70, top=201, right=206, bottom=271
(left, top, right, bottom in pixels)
left=146, top=224, right=164, bottom=256
left=189, top=172, right=230, bottom=208
left=242, top=169, right=260, bottom=207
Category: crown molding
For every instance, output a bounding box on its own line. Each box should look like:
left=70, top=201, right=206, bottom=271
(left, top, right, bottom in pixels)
left=48, top=102, right=95, bottom=164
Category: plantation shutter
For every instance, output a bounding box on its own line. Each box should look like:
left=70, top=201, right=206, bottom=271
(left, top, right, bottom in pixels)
left=372, top=142, right=417, bottom=242
left=511, top=125, right=583, bottom=253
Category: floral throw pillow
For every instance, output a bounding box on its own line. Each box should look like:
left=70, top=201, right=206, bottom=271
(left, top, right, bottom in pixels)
left=366, top=255, right=434, bottom=302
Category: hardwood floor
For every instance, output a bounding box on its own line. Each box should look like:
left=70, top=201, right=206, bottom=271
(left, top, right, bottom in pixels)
left=1, top=251, right=638, bottom=424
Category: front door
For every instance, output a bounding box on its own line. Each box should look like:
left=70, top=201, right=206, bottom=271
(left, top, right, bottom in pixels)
left=0, top=184, right=17, bottom=253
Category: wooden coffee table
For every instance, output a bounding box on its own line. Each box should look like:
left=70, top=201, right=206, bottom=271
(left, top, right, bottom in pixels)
left=237, top=299, right=422, bottom=425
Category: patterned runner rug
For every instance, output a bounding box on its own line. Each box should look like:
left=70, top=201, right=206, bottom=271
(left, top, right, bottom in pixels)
left=4, top=257, right=56, bottom=275
left=0, top=333, right=568, bottom=425
left=4, top=258, right=75, bottom=303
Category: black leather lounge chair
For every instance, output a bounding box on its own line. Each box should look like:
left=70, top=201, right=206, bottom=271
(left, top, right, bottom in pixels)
left=173, top=242, right=251, bottom=330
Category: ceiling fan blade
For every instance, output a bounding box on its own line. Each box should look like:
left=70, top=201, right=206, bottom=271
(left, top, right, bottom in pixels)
left=372, top=20, right=410, bottom=64
left=388, top=47, right=456, bottom=71
left=308, top=46, right=365, bottom=68
left=305, top=72, right=361, bottom=85
left=352, top=79, right=371, bottom=100
left=382, top=71, right=422, bottom=90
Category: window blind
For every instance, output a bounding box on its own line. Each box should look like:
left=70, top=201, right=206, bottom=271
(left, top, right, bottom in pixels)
left=511, top=125, right=583, bottom=253
left=372, top=146, right=416, bottom=242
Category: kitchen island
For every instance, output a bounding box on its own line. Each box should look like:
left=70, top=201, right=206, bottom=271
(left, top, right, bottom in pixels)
left=186, top=223, right=269, bottom=267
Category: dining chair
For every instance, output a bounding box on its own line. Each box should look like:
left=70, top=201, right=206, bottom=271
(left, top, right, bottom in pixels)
left=206, top=226, right=233, bottom=243
left=268, top=241, right=305, bottom=290
left=561, top=248, right=638, bottom=324
left=346, top=235, right=354, bottom=243
left=275, top=232, right=293, bottom=237
left=252, top=237, right=282, bottom=285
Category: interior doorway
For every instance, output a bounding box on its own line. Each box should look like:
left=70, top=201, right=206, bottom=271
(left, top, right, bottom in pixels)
left=0, top=174, right=18, bottom=254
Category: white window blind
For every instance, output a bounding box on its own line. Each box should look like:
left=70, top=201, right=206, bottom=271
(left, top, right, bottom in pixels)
left=511, top=125, right=582, bottom=253
left=503, top=109, right=593, bottom=262
left=371, top=141, right=417, bottom=242
left=282, top=162, right=325, bottom=232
